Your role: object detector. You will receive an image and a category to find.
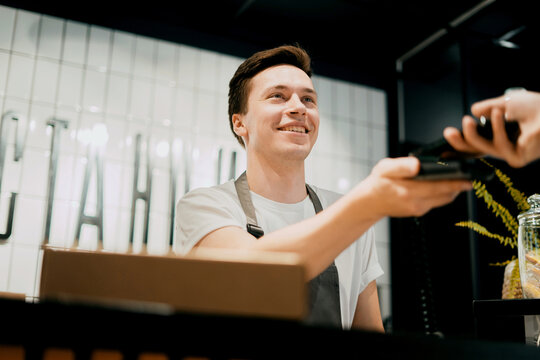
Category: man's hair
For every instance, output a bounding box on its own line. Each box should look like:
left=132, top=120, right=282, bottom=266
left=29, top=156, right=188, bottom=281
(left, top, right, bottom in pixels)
left=228, top=44, right=313, bottom=147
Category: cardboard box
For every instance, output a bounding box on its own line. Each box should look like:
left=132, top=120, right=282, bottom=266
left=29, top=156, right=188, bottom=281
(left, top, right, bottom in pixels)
left=39, top=246, right=307, bottom=320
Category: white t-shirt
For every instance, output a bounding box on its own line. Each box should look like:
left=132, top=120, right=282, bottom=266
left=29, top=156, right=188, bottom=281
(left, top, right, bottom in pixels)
left=175, top=180, right=384, bottom=329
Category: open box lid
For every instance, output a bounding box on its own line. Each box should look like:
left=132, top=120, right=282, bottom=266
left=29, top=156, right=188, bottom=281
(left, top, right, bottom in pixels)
left=39, top=246, right=307, bottom=321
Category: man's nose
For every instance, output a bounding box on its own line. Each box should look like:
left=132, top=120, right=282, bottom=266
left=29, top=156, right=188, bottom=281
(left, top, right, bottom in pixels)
left=287, top=94, right=306, bottom=116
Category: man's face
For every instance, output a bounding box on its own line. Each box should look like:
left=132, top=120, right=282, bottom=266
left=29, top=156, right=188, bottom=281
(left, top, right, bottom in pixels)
left=235, top=64, right=319, bottom=162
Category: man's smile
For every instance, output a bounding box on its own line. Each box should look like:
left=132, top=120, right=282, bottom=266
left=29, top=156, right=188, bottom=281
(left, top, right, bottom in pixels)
left=278, top=126, right=309, bottom=134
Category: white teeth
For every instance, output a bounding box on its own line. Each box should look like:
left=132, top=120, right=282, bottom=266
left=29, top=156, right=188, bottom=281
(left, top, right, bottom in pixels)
left=280, top=126, right=306, bottom=133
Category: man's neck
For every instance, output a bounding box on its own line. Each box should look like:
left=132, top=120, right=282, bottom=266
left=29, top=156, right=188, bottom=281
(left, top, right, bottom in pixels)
left=245, top=154, right=307, bottom=204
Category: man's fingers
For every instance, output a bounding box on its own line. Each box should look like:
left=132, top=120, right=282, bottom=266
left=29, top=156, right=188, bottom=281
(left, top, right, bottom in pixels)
left=373, top=157, right=420, bottom=178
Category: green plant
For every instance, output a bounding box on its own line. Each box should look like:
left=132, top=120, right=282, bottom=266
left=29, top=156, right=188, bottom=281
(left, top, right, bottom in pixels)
left=455, top=159, right=530, bottom=299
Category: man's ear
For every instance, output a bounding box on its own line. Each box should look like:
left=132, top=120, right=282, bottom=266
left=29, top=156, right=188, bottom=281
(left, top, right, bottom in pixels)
left=232, top=114, right=247, bottom=137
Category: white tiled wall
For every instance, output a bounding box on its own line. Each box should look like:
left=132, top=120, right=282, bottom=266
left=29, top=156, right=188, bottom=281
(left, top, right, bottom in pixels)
left=0, top=5, right=390, bottom=320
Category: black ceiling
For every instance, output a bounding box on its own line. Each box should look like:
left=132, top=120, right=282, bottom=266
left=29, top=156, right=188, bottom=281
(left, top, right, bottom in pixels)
left=1, top=0, right=537, bottom=89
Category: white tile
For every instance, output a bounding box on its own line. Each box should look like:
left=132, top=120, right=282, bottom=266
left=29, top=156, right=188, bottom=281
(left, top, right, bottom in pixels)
left=335, top=118, right=352, bottom=156
left=77, top=223, right=100, bottom=251
left=133, top=36, right=155, bottom=79
left=155, top=40, right=177, bottom=82
left=87, top=25, right=111, bottom=70
left=0, top=52, right=9, bottom=96
left=147, top=212, right=169, bottom=255
left=198, top=49, right=218, bottom=92
left=376, top=241, right=390, bottom=285
left=334, top=80, right=351, bottom=119
left=32, top=58, right=59, bottom=104
left=315, top=113, right=333, bottom=156
left=127, top=206, right=146, bottom=252
left=347, top=160, right=367, bottom=186
left=0, top=5, right=16, bottom=51
left=369, top=88, right=387, bottom=129
left=75, top=112, right=103, bottom=155
left=153, top=83, right=175, bottom=127
left=1, top=98, right=29, bottom=150
left=113, top=209, right=131, bottom=252
left=372, top=127, right=388, bottom=161
left=314, top=155, right=335, bottom=191
left=103, top=117, right=126, bottom=161
left=216, top=142, right=240, bottom=184
left=351, top=85, right=369, bottom=124
left=8, top=244, right=39, bottom=296
left=19, top=148, right=49, bottom=198
left=105, top=73, right=129, bottom=116
left=174, top=86, right=195, bottom=129
left=129, top=78, right=153, bottom=121
left=375, top=217, right=390, bottom=244
left=103, top=160, right=123, bottom=207
left=123, top=121, right=148, bottom=165
left=379, top=284, right=392, bottom=322
left=313, top=75, right=332, bottom=116
left=215, top=94, right=230, bottom=139
left=100, top=206, right=116, bottom=250
left=48, top=200, right=71, bottom=247
left=119, top=162, right=135, bottom=209
left=334, top=158, right=353, bottom=194
left=0, top=144, right=23, bottom=194
left=149, top=125, right=172, bottom=169
left=37, top=15, right=64, bottom=60
left=354, top=122, right=370, bottom=160
left=110, top=30, right=134, bottom=74
left=62, top=20, right=87, bottom=65
left=217, top=54, right=242, bottom=95
left=57, top=64, right=83, bottom=110
left=50, top=109, right=78, bottom=155
left=0, top=242, right=11, bottom=291
left=194, top=91, right=216, bottom=134
left=12, top=10, right=39, bottom=55
left=12, top=195, right=45, bottom=246
left=190, top=135, right=219, bottom=189
left=177, top=44, right=199, bottom=88
left=6, top=54, right=34, bottom=100
left=54, top=154, right=76, bottom=201
left=150, top=168, right=170, bottom=215
left=27, top=102, right=55, bottom=151
left=82, top=68, right=106, bottom=113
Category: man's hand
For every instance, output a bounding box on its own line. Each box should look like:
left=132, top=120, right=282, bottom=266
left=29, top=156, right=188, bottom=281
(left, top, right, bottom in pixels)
left=357, top=157, right=472, bottom=219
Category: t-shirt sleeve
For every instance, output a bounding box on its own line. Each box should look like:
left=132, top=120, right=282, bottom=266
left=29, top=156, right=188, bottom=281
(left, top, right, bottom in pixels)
left=175, top=187, right=245, bottom=254
left=357, top=227, right=384, bottom=295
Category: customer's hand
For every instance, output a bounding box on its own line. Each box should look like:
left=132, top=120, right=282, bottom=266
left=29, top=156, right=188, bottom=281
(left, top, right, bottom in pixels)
left=444, top=89, right=540, bottom=168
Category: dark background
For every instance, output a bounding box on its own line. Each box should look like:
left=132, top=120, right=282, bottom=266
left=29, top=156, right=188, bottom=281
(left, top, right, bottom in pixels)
left=3, top=0, right=540, bottom=340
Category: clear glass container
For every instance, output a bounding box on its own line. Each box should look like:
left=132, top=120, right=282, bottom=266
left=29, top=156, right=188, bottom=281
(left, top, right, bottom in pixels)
left=518, top=194, right=540, bottom=299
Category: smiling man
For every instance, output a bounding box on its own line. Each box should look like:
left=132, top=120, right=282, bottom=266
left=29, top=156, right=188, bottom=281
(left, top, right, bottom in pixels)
left=175, top=45, right=472, bottom=331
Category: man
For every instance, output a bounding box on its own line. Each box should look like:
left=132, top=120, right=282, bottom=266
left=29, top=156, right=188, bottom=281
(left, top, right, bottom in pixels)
left=444, top=89, right=540, bottom=168
left=176, top=45, right=471, bottom=331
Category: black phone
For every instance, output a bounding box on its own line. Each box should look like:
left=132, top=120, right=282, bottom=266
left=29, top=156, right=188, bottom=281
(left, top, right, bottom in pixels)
left=410, top=117, right=520, bottom=181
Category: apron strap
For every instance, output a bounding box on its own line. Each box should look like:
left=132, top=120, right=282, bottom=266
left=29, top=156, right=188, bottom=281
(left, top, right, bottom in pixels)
left=234, top=171, right=264, bottom=238
left=234, top=171, right=323, bottom=238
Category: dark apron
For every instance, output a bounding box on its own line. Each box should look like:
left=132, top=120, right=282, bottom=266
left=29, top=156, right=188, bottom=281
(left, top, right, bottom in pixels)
left=234, top=171, right=342, bottom=328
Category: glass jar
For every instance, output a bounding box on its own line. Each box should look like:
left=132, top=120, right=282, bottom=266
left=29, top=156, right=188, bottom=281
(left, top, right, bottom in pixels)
left=517, top=194, right=540, bottom=299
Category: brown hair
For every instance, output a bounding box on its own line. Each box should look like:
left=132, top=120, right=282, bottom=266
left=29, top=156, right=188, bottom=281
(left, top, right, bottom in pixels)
left=228, top=44, right=313, bottom=147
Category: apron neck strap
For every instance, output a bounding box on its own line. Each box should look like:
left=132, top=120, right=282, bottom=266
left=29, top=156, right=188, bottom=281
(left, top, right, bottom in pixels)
left=234, top=171, right=322, bottom=238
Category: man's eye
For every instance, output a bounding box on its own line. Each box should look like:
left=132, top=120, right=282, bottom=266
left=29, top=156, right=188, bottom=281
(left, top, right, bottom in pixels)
left=271, top=93, right=284, bottom=99
left=303, top=97, right=314, bottom=103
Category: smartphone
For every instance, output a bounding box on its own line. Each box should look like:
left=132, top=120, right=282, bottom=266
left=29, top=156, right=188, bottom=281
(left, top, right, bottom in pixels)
left=414, top=158, right=495, bottom=181
left=410, top=117, right=519, bottom=181
left=409, top=117, right=520, bottom=160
